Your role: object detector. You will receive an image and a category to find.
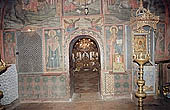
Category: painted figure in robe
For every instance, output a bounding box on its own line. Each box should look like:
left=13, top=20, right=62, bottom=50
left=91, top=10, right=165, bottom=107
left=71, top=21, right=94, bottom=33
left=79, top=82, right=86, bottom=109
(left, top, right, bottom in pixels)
left=46, top=30, right=61, bottom=69
left=3, top=32, right=16, bottom=64
left=109, top=26, right=118, bottom=66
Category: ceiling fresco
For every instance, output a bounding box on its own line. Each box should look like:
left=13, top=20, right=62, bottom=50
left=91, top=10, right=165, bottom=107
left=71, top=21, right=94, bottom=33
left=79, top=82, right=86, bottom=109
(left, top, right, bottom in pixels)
left=1, top=0, right=61, bottom=29
left=0, top=0, right=169, bottom=29
left=63, top=0, right=101, bottom=16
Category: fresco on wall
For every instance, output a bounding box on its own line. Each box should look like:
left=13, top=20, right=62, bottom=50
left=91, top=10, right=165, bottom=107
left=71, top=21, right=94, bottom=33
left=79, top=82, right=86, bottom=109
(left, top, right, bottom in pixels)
left=155, top=23, right=166, bottom=60
left=104, top=0, right=138, bottom=21
left=84, top=17, right=103, bottom=34
left=132, top=64, right=138, bottom=92
left=142, top=0, right=165, bottom=21
left=0, top=5, right=2, bottom=29
left=63, top=16, right=103, bottom=36
left=0, top=32, right=2, bottom=54
left=44, top=29, right=63, bottom=72
left=104, top=0, right=165, bottom=22
left=3, top=0, right=61, bottom=29
left=63, top=17, right=80, bottom=35
left=168, top=42, right=170, bottom=56
left=63, top=0, right=101, bottom=16
left=105, top=25, right=125, bottom=72
left=104, top=72, right=131, bottom=95
left=3, top=31, right=16, bottom=64
left=143, top=66, right=155, bottom=94
left=133, top=65, right=155, bottom=94
left=18, top=74, right=67, bottom=100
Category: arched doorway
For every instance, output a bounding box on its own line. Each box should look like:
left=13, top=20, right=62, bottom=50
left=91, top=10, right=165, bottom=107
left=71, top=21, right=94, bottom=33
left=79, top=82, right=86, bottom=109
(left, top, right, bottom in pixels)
left=69, top=35, right=101, bottom=99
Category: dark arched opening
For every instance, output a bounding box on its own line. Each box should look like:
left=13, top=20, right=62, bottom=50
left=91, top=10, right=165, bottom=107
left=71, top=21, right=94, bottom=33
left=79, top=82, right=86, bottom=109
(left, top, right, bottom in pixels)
left=69, top=35, right=101, bottom=99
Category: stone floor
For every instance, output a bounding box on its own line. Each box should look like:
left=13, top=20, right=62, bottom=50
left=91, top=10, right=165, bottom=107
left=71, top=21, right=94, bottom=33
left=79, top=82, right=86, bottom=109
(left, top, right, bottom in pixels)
left=6, top=94, right=170, bottom=110
left=74, top=69, right=99, bottom=93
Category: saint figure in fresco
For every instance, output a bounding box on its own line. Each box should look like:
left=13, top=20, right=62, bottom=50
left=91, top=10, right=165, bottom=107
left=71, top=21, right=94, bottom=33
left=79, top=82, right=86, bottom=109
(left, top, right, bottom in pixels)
left=155, top=29, right=164, bottom=55
left=46, top=30, right=61, bottom=69
left=4, top=33, right=16, bottom=64
left=109, top=26, right=118, bottom=66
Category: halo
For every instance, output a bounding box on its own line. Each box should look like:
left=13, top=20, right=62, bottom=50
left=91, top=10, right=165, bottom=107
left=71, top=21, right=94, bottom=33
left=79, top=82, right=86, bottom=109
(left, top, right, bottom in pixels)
left=48, top=30, right=56, bottom=37
left=110, top=26, right=118, bottom=34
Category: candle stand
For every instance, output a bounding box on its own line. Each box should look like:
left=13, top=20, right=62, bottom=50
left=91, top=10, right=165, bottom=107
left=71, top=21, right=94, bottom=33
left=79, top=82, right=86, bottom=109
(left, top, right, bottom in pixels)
left=133, top=54, right=150, bottom=107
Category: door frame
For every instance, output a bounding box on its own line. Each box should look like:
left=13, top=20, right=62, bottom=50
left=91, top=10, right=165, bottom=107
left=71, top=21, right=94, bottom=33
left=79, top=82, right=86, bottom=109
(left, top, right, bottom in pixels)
left=69, top=35, right=101, bottom=97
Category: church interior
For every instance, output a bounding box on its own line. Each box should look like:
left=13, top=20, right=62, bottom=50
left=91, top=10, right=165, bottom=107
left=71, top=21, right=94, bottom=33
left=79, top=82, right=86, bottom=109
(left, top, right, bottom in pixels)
left=0, top=0, right=170, bottom=110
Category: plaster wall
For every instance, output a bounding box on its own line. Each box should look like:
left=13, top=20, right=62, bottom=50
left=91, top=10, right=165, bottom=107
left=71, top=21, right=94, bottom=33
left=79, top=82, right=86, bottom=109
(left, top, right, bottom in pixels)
left=0, top=0, right=169, bottom=103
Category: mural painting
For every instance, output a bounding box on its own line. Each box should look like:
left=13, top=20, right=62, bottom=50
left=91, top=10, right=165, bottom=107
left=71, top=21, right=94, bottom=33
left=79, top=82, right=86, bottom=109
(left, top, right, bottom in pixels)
left=166, top=27, right=170, bottom=57
left=0, top=31, right=2, bottom=57
left=84, top=16, right=103, bottom=34
left=155, top=23, right=166, bottom=60
left=63, top=0, right=101, bottom=16
left=105, top=25, right=125, bottom=72
left=44, top=29, right=63, bottom=72
left=3, top=0, right=60, bottom=29
left=104, top=0, right=138, bottom=21
left=168, top=42, right=170, bottom=56
left=132, top=64, right=138, bottom=92
left=63, top=17, right=80, bottom=35
left=3, top=31, right=16, bottom=64
left=63, top=16, right=103, bottom=36
left=143, top=0, right=165, bottom=21
left=143, top=66, right=155, bottom=94
left=133, top=65, right=155, bottom=94
left=0, top=4, right=2, bottom=29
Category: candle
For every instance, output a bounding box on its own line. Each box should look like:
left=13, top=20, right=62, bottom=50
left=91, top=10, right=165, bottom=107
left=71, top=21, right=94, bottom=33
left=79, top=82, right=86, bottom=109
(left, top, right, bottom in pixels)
left=140, top=53, right=142, bottom=59
left=145, top=54, right=146, bottom=59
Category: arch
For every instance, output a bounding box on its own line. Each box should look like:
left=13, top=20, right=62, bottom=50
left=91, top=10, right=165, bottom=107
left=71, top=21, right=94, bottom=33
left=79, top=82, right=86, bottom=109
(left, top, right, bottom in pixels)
left=63, top=29, right=105, bottom=97
left=63, top=29, right=105, bottom=72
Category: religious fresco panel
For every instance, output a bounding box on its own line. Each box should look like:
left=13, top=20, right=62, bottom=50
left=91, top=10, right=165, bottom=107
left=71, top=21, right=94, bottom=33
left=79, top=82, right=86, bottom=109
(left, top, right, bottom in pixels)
left=63, top=0, right=101, bottom=16
left=63, top=16, right=103, bottom=36
left=132, top=65, right=156, bottom=94
left=3, top=31, right=16, bottom=64
left=166, top=26, right=170, bottom=58
left=43, top=29, right=63, bottom=72
left=155, top=23, right=166, bottom=60
left=105, top=25, right=125, bottom=72
left=132, top=64, right=138, bottom=92
left=3, top=0, right=61, bottom=29
left=104, top=0, right=165, bottom=22
left=168, top=41, right=170, bottom=57
left=143, top=66, right=156, bottom=94
left=104, top=0, right=138, bottom=21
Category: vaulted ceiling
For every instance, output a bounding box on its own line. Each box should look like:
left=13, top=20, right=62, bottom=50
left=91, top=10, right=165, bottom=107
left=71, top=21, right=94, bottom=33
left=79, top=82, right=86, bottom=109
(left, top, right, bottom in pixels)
left=0, top=0, right=170, bottom=29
